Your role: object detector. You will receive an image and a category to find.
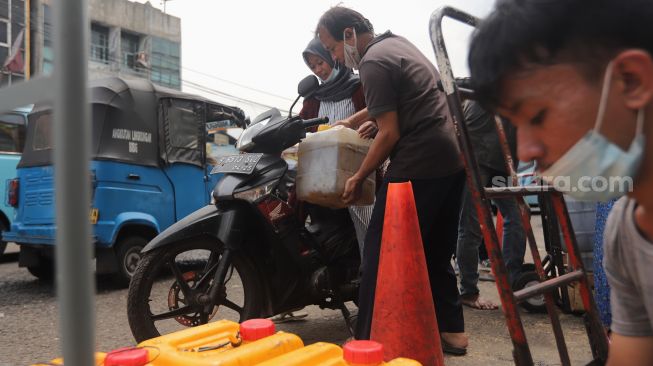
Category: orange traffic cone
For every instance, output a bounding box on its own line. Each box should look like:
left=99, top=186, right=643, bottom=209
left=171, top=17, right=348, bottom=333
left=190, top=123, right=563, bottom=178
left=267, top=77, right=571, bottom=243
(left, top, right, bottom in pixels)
left=370, top=182, right=445, bottom=366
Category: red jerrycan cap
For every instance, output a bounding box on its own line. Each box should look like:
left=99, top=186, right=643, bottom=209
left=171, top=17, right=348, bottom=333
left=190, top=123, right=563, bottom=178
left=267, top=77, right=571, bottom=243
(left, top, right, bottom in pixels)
left=343, top=340, right=384, bottom=365
left=240, top=318, right=275, bottom=341
left=105, top=347, right=149, bottom=366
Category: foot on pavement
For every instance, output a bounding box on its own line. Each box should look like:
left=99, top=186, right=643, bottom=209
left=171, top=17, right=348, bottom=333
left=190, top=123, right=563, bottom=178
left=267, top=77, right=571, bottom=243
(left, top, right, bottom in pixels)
left=461, top=294, right=498, bottom=310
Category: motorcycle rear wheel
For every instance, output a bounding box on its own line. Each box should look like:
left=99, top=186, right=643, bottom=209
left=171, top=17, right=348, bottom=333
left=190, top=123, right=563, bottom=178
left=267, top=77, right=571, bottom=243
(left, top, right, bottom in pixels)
left=127, top=237, right=262, bottom=342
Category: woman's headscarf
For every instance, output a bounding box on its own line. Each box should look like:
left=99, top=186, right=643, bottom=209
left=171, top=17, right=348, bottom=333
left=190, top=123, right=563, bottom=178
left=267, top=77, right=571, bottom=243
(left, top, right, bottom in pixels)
left=302, top=37, right=361, bottom=102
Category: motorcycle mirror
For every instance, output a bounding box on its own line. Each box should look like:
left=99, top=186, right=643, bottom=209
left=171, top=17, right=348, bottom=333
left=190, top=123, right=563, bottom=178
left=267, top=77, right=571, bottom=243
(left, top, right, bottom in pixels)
left=298, top=75, right=319, bottom=97
left=288, top=75, right=320, bottom=117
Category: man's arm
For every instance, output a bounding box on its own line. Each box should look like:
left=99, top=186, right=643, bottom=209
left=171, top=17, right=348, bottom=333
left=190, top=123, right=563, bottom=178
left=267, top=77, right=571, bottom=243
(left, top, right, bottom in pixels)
left=603, top=204, right=653, bottom=366
left=342, top=110, right=399, bottom=204
left=608, top=334, right=653, bottom=366
left=335, top=107, right=373, bottom=130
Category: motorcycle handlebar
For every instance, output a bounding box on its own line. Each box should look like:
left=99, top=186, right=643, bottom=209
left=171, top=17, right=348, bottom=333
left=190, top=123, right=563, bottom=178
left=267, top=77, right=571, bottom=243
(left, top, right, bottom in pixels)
left=302, top=117, right=329, bottom=129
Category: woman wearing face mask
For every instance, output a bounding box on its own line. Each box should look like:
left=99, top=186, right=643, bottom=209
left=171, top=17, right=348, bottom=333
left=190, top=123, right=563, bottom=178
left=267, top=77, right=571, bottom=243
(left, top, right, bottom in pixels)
left=272, top=37, right=377, bottom=323
left=299, top=37, right=374, bottom=132
left=301, top=36, right=379, bottom=254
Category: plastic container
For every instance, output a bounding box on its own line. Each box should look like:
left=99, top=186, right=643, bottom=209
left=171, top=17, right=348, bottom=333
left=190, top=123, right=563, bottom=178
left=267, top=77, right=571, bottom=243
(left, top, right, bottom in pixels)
left=105, top=347, right=151, bottom=366
left=35, top=320, right=422, bottom=366
left=136, top=319, right=303, bottom=365
left=136, top=321, right=421, bottom=365
left=256, top=340, right=422, bottom=366
left=567, top=272, right=594, bottom=313
left=560, top=195, right=596, bottom=270
left=297, top=126, right=375, bottom=209
left=31, top=353, right=106, bottom=366
left=240, top=318, right=276, bottom=342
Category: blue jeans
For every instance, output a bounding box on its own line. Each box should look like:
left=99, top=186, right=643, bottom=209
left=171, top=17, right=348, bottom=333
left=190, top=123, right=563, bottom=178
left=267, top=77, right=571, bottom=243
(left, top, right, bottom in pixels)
left=456, top=167, right=526, bottom=296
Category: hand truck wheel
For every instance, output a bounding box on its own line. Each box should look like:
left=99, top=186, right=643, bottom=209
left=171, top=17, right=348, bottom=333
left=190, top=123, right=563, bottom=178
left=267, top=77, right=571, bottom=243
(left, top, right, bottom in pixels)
left=513, top=271, right=547, bottom=313
left=521, top=263, right=536, bottom=273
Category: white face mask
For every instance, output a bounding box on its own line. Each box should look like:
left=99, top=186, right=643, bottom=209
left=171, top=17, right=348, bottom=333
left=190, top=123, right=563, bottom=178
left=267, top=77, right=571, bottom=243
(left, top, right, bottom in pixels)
left=320, top=65, right=339, bottom=83
left=541, top=61, right=646, bottom=202
left=343, top=29, right=361, bottom=70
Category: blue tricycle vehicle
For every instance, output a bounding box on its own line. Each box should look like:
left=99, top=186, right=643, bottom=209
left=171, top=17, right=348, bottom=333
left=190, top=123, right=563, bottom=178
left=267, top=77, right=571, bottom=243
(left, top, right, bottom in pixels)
left=4, top=77, right=246, bottom=284
left=0, top=106, right=31, bottom=257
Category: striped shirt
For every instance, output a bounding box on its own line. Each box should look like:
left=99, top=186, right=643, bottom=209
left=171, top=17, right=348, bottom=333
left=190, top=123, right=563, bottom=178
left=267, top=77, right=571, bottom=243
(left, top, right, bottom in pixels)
left=318, top=98, right=356, bottom=125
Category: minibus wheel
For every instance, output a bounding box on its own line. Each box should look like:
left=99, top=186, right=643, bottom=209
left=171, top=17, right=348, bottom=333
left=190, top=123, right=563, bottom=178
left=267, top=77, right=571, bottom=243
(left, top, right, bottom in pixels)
left=27, top=260, right=54, bottom=281
left=114, top=236, right=148, bottom=287
left=0, top=221, right=6, bottom=257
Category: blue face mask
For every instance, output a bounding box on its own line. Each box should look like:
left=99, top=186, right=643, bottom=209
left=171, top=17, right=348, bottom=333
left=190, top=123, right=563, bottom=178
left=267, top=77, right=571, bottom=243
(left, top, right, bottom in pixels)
left=541, top=61, right=646, bottom=202
left=321, top=65, right=339, bottom=84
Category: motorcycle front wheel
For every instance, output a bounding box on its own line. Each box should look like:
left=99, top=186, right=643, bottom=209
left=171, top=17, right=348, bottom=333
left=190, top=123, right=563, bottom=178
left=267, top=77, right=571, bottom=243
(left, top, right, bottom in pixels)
left=127, top=237, right=262, bottom=342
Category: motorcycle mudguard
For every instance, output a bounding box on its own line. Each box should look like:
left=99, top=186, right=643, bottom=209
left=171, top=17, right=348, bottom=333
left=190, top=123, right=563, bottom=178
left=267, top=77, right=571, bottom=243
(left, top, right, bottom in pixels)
left=142, top=205, right=243, bottom=253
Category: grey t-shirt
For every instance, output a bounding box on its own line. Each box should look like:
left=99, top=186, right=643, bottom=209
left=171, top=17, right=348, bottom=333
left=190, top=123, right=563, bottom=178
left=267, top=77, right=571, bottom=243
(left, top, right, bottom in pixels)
left=604, top=196, right=653, bottom=336
left=358, top=31, right=462, bottom=179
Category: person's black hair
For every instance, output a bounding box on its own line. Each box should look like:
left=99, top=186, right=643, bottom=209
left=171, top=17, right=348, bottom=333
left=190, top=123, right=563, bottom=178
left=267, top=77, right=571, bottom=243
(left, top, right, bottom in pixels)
left=469, top=0, right=653, bottom=110
left=315, top=6, right=373, bottom=41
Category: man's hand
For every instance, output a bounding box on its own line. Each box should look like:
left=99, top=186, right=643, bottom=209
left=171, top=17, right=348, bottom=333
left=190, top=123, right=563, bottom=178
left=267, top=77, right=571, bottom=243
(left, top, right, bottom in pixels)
left=342, top=174, right=363, bottom=205
left=334, top=108, right=371, bottom=130
left=333, top=119, right=353, bottom=129
left=358, top=121, right=378, bottom=139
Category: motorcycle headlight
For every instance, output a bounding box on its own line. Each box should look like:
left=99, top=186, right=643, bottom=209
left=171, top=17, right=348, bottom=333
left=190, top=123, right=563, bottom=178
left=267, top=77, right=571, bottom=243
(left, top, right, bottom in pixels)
left=233, top=181, right=277, bottom=203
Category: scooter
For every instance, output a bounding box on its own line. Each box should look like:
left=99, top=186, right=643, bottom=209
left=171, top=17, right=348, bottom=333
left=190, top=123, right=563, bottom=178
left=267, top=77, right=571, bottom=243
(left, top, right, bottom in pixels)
left=127, top=75, right=360, bottom=342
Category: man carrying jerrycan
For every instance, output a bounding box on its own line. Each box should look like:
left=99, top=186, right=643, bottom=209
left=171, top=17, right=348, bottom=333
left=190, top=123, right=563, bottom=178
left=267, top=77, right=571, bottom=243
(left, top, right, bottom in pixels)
left=315, top=6, right=469, bottom=356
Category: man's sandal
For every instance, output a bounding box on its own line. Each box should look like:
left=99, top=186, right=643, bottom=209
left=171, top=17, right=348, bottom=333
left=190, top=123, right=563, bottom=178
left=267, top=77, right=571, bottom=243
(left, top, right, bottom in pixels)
left=441, top=339, right=468, bottom=356
left=270, top=310, right=308, bottom=323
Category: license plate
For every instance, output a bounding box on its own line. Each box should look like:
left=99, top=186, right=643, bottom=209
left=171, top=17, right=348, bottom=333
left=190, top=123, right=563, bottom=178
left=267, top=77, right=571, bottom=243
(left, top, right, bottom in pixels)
left=210, top=153, right=263, bottom=175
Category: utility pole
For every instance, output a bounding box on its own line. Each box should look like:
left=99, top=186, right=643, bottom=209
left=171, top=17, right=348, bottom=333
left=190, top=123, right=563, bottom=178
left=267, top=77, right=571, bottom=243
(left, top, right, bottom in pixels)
left=25, top=0, right=30, bottom=79
left=162, top=0, right=172, bottom=13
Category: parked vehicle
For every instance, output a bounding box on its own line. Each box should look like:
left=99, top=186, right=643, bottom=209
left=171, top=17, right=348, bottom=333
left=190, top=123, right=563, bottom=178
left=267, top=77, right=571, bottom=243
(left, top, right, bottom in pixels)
left=3, top=77, right=246, bottom=284
left=205, top=122, right=242, bottom=163
left=127, top=75, right=360, bottom=342
left=517, top=160, right=539, bottom=210
left=0, top=106, right=30, bottom=257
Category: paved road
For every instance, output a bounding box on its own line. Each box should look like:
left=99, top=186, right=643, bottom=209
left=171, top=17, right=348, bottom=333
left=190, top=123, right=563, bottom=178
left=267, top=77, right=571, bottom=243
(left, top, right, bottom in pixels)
left=0, top=215, right=599, bottom=365
left=0, top=243, right=353, bottom=365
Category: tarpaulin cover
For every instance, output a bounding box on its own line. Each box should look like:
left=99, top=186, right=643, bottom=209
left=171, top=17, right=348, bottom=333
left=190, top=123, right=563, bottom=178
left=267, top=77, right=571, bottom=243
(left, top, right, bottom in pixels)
left=18, top=77, right=246, bottom=168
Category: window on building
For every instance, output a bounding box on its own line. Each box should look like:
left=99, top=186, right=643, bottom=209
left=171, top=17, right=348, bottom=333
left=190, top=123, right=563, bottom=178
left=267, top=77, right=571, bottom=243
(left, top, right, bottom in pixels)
left=42, top=4, right=53, bottom=74
left=121, top=31, right=140, bottom=71
left=0, top=43, right=7, bottom=62
left=0, top=0, right=25, bottom=84
left=151, top=37, right=181, bottom=89
left=0, top=21, right=7, bottom=44
left=90, top=23, right=109, bottom=64
left=11, top=0, right=25, bottom=46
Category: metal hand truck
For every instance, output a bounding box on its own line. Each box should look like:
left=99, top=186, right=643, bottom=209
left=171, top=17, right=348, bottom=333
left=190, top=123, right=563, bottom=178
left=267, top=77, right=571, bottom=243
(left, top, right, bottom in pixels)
left=429, top=7, right=609, bottom=366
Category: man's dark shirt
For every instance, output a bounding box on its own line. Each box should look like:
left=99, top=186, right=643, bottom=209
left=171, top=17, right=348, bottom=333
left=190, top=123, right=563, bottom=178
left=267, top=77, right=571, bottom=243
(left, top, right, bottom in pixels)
left=359, top=31, right=462, bottom=179
left=463, top=100, right=517, bottom=174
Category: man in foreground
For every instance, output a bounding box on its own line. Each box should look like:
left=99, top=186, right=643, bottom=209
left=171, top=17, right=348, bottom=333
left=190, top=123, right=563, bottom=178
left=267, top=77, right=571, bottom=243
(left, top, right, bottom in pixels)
left=469, top=1, right=653, bottom=364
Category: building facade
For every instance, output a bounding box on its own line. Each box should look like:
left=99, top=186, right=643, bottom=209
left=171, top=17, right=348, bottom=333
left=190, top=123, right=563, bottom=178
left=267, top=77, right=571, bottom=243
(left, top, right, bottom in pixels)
left=31, top=0, right=181, bottom=89
left=0, top=0, right=26, bottom=86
